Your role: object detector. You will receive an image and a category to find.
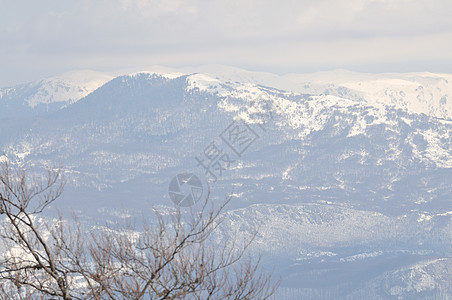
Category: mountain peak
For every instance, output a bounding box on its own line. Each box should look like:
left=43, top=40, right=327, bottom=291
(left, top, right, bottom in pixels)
left=25, top=70, right=114, bottom=107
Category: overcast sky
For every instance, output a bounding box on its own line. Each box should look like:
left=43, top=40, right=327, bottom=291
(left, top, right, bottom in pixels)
left=1, top=0, right=451, bottom=87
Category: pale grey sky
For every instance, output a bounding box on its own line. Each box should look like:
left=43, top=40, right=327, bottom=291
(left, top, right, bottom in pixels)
left=1, top=0, right=451, bottom=87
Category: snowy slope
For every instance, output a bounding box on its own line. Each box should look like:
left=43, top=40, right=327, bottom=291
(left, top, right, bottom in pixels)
left=184, top=66, right=452, bottom=120
left=0, top=70, right=113, bottom=120
left=0, top=70, right=113, bottom=107
left=24, top=70, right=114, bottom=107
left=0, top=67, right=451, bottom=299
left=286, top=70, right=452, bottom=120
left=3, top=66, right=450, bottom=119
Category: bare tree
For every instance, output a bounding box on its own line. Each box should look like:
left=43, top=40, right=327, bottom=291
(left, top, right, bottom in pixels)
left=0, top=161, right=72, bottom=298
left=0, top=162, right=278, bottom=299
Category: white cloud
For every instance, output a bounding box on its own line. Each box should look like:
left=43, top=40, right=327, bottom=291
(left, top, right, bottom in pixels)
left=0, top=0, right=451, bottom=87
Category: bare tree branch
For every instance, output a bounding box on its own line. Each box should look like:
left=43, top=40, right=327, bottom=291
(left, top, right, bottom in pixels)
left=0, top=162, right=279, bottom=299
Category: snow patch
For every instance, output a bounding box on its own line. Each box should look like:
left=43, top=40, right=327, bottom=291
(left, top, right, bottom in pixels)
left=26, top=70, right=114, bottom=107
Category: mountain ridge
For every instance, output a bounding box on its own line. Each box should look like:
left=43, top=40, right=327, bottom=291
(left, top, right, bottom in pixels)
left=2, top=66, right=451, bottom=120
left=0, top=67, right=450, bottom=299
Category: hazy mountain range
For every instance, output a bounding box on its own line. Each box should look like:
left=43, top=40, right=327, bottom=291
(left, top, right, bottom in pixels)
left=1, top=66, right=451, bottom=299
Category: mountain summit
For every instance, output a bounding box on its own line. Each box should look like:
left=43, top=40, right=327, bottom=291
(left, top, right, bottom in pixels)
left=1, top=67, right=451, bottom=298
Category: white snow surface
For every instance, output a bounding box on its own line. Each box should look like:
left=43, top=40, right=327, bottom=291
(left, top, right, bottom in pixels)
left=25, top=70, right=114, bottom=107
left=183, top=66, right=452, bottom=120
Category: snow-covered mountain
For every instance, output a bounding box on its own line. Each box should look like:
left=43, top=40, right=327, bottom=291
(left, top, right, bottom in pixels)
left=0, top=67, right=451, bottom=299
left=285, top=70, right=452, bottom=120
left=178, top=65, right=452, bottom=120
left=0, top=70, right=113, bottom=118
